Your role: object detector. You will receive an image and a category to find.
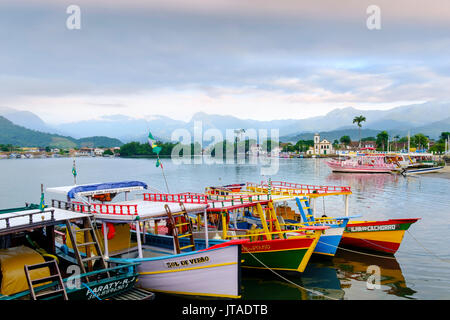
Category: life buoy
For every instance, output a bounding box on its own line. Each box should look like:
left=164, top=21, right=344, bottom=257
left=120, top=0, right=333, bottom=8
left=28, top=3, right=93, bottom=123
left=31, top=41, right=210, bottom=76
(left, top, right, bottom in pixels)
left=102, top=223, right=116, bottom=240
left=93, top=193, right=116, bottom=202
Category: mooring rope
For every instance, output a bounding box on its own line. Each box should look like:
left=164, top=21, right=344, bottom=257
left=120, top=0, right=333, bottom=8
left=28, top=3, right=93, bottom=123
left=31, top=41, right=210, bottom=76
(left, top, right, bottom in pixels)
left=318, top=236, right=450, bottom=264
left=406, top=230, right=450, bottom=264
left=242, top=246, right=340, bottom=300
left=317, top=240, right=398, bottom=260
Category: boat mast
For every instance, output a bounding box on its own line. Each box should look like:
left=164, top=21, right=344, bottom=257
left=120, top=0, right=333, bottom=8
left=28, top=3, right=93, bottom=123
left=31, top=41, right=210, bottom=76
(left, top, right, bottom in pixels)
left=103, top=222, right=109, bottom=258
left=408, top=131, right=411, bottom=154
left=203, top=208, right=209, bottom=248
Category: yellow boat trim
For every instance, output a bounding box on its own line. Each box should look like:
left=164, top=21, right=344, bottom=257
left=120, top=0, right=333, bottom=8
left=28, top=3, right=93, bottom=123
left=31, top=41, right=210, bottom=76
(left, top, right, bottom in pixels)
left=343, top=230, right=406, bottom=244
left=139, top=262, right=237, bottom=275
left=241, top=247, right=310, bottom=254
left=298, top=233, right=320, bottom=272
left=314, top=251, right=335, bottom=256
left=143, top=288, right=241, bottom=299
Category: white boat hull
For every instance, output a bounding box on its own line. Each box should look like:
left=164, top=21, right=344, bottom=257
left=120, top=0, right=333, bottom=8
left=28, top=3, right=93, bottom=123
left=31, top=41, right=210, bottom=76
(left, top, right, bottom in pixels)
left=129, top=245, right=241, bottom=298
left=402, top=166, right=445, bottom=175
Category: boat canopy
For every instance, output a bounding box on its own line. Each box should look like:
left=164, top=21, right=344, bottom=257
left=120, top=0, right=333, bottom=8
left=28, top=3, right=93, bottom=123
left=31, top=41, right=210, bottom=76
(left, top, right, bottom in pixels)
left=47, top=181, right=148, bottom=199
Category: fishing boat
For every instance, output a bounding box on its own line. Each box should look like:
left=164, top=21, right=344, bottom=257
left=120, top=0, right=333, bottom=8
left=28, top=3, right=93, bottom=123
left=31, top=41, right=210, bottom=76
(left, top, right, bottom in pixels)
left=227, top=180, right=419, bottom=256
left=386, top=152, right=445, bottom=175
left=210, top=181, right=352, bottom=257
left=47, top=181, right=244, bottom=299
left=143, top=191, right=329, bottom=273
left=340, top=219, right=420, bottom=254
left=0, top=203, right=144, bottom=300
left=326, top=154, right=397, bottom=173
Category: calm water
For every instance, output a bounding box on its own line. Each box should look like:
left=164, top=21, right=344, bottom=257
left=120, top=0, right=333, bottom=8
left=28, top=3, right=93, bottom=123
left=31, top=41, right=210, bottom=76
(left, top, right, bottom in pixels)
left=1, top=157, right=449, bottom=300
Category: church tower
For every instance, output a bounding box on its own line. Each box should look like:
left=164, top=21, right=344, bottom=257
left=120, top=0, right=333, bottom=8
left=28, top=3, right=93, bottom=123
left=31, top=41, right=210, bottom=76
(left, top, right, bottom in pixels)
left=314, top=133, right=320, bottom=155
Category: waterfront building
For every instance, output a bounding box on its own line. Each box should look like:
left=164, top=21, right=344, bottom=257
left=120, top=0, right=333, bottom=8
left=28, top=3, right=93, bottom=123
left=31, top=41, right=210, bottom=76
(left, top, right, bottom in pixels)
left=307, top=133, right=334, bottom=155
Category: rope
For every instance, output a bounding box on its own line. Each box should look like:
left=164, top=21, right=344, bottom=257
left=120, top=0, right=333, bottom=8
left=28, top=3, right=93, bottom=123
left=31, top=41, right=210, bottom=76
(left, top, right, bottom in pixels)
left=317, top=240, right=397, bottom=260
left=406, top=230, right=450, bottom=264
left=242, top=246, right=340, bottom=300
left=318, top=236, right=450, bottom=263
left=82, top=282, right=102, bottom=300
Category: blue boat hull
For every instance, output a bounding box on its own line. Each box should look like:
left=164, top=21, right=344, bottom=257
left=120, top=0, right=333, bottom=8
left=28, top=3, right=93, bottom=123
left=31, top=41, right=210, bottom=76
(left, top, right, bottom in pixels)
left=314, top=234, right=343, bottom=256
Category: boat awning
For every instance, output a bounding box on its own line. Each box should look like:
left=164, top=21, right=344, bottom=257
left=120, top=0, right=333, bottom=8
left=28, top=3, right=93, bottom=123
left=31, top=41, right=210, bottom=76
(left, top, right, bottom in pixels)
left=0, top=208, right=91, bottom=235
left=47, top=181, right=148, bottom=199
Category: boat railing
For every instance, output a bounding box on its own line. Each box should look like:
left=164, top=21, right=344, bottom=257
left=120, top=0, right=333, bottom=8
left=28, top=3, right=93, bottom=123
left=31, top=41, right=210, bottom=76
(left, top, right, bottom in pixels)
left=71, top=201, right=138, bottom=215
left=89, top=203, right=138, bottom=215
left=0, top=208, right=56, bottom=230
left=224, top=225, right=329, bottom=241
left=247, top=181, right=351, bottom=195
left=52, top=199, right=91, bottom=213
left=143, top=192, right=208, bottom=204
left=53, top=199, right=139, bottom=216
left=207, top=193, right=271, bottom=203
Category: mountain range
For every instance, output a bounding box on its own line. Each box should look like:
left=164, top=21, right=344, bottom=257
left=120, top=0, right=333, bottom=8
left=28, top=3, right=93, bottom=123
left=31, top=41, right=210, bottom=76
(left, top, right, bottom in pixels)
left=1, top=102, right=449, bottom=145
left=0, top=116, right=123, bottom=148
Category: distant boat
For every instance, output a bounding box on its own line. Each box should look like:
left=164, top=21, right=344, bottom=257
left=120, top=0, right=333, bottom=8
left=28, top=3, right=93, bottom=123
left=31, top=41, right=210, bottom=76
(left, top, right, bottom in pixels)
left=387, top=153, right=445, bottom=175
left=400, top=166, right=445, bottom=175
left=326, top=154, right=396, bottom=173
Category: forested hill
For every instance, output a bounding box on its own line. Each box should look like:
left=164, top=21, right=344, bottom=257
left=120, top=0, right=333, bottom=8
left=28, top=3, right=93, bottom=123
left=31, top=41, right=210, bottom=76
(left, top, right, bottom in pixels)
left=0, top=116, right=123, bottom=148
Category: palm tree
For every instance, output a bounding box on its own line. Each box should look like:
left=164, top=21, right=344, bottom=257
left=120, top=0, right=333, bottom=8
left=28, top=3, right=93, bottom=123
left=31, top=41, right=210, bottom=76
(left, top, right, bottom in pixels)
left=353, top=115, right=367, bottom=149
left=393, top=135, right=400, bottom=151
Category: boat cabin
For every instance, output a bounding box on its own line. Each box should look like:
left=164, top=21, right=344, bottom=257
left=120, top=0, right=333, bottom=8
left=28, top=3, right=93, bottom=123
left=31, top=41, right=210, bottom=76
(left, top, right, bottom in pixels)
left=0, top=204, right=139, bottom=300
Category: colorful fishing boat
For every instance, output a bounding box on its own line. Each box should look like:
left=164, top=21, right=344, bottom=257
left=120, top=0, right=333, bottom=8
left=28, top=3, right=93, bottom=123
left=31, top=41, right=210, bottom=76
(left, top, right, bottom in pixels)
left=340, top=219, right=420, bottom=254
left=208, top=181, right=352, bottom=257
left=207, top=181, right=351, bottom=256
left=0, top=204, right=143, bottom=300
left=219, top=180, right=419, bottom=256
left=47, top=181, right=244, bottom=299
left=145, top=192, right=328, bottom=273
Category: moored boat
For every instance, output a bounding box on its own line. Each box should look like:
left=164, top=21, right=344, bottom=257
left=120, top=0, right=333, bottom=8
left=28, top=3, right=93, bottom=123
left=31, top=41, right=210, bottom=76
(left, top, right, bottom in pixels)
left=47, top=181, right=244, bottom=299
left=209, top=181, right=352, bottom=257
left=0, top=204, right=141, bottom=300
left=216, top=180, right=420, bottom=256
left=145, top=192, right=328, bottom=273
left=340, top=218, right=420, bottom=254
left=326, top=154, right=397, bottom=173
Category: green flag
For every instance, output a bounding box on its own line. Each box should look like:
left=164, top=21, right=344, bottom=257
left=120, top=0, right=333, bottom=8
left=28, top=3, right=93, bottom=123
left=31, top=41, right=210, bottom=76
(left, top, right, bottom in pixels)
left=72, top=161, right=77, bottom=177
left=156, top=158, right=161, bottom=167
left=148, top=131, right=162, bottom=155
left=40, top=192, right=45, bottom=212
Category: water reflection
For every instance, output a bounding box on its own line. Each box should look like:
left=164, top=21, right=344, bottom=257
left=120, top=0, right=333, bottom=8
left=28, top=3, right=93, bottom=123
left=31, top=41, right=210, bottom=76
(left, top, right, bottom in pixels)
left=333, top=249, right=416, bottom=299
left=241, top=262, right=345, bottom=300
left=326, top=172, right=400, bottom=190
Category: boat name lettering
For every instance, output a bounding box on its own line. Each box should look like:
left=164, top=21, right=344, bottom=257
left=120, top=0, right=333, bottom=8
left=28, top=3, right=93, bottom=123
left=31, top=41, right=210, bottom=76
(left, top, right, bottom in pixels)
left=166, top=256, right=210, bottom=268
left=86, top=277, right=135, bottom=299
left=347, top=224, right=398, bottom=232
left=245, top=244, right=271, bottom=252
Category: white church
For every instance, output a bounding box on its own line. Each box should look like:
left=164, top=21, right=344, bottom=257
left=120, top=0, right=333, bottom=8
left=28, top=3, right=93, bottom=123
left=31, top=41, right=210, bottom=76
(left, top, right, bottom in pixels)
left=306, top=133, right=334, bottom=155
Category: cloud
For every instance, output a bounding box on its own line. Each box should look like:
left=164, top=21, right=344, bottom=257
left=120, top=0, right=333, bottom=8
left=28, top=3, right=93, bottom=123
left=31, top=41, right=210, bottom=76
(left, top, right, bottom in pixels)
left=0, top=1, right=450, bottom=123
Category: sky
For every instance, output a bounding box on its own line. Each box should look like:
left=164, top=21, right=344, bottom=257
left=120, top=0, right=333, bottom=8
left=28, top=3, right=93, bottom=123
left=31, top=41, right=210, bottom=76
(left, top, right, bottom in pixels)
left=1, top=0, right=450, bottom=124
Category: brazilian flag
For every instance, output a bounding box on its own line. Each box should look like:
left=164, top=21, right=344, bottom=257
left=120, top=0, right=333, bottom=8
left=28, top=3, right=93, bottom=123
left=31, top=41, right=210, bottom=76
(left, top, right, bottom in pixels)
left=72, top=165, right=77, bottom=177
left=39, top=192, right=45, bottom=212
left=148, top=131, right=162, bottom=155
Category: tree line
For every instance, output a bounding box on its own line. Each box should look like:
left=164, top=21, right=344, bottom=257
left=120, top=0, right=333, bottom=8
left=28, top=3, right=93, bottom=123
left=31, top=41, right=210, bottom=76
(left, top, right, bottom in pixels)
left=118, top=139, right=279, bottom=157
